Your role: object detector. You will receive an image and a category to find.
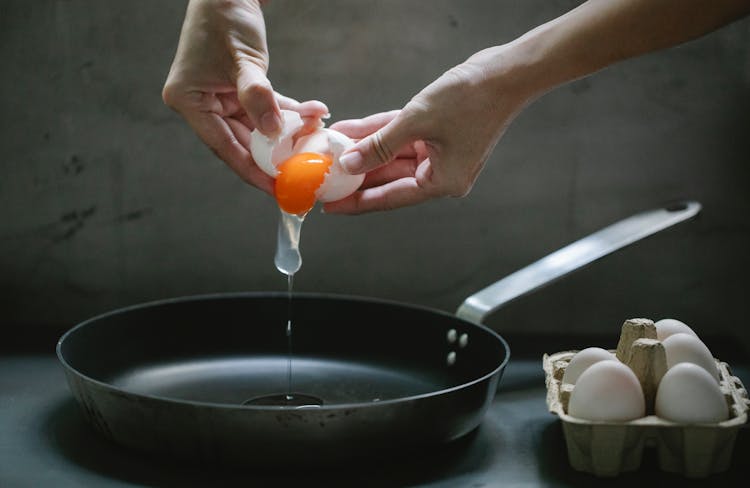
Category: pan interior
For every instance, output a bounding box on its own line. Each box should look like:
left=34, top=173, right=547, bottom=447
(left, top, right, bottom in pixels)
left=112, top=355, right=442, bottom=405
left=59, top=294, right=507, bottom=407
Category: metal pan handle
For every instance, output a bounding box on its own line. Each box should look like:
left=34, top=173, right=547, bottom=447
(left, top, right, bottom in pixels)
left=456, top=201, right=701, bottom=324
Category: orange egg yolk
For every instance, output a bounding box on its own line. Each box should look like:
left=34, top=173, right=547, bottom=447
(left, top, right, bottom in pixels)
left=274, top=152, right=333, bottom=215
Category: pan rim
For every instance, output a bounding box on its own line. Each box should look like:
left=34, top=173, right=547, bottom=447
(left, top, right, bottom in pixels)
left=56, top=291, right=511, bottom=411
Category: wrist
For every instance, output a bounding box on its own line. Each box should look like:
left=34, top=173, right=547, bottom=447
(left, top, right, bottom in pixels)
left=462, top=43, right=549, bottom=111
left=464, top=8, right=616, bottom=106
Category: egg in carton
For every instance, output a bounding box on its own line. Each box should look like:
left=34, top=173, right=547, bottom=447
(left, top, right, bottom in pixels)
left=543, top=318, right=750, bottom=478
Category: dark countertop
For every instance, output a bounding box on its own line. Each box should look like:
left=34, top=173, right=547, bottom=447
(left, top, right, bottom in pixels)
left=1, top=339, right=748, bottom=487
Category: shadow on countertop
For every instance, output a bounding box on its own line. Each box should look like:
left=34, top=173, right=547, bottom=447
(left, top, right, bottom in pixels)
left=41, top=397, right=503, bottom=487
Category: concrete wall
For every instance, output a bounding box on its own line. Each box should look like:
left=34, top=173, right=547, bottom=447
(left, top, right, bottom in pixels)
left=2, top=1, right=749, bottom=349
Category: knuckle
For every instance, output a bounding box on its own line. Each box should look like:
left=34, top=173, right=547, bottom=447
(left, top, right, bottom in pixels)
left=401, top=97, right=431, bottom=132
left=368, top=133, right=393, bottom=164
left=216, top=0, right=236, bottom=11
left=207, top=134, right=238, bottom=161
left=392, top=106, right=430, bottom=144
left=238, top=81, right=272, bottom=107
left=380, top=192, right=397, bottom=212
left=444, top=62, right=486, bottom=88
left=161, top=82, right=180, bottom=109
left=350, top=193, right=369, bottom=215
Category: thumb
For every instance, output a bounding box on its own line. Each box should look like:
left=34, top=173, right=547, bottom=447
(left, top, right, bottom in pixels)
left=338, top=114, right=417, bottom=175
left=236, top=60, right=281, bottom=136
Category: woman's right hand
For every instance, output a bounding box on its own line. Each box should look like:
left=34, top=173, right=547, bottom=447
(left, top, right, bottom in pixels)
left=162, top=0, right=328, bottom=194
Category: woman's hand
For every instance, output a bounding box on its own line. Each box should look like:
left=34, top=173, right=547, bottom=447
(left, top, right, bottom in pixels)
left=162, top=0, right=328, bottom=194
left=325, top=47, right=535, bottom=214
left=325, top=0, right=750, bottom=214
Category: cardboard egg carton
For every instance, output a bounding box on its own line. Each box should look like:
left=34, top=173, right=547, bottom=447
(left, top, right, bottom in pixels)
left=543, top=319, right=750, bottom=478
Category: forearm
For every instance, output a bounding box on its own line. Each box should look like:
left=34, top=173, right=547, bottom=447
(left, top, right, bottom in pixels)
left=482, top=0, right=750, bottom=100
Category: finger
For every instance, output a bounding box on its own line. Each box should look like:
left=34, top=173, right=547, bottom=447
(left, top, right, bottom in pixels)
left=359, top=158, right=419, bottom=189
left=337, top=112, right=419, bottom=175
left=215, top=92, right=243, bottom=117
left=276, top=93, right=329, bottom=118
left=236, top=112, right=253, bottom=129
left=236, top=60, right=281, bottom=136
left=298, top=115, right=326, bottom=137
left=275, top=93, right=329, bottom=137
left=225, top=117, right=253, bottom=152
left=322, top=177, right=434, bottom=215
left=330, top=110, right=400, bottom=139
left=274, top=92, right=299, bottom=107
left=184, top=110, right=274, bottom=194
left=331, top=115, right=417, bottom=159
left=296, top=100, right=330, bottom=118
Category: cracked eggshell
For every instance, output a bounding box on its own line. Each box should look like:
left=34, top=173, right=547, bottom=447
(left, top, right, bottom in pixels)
left=561, top=347, right=615, bottom=385
left=568, top=360, right=645, bottom=421
left=249, top=109, right=365, bottom=204
left=293, top=129, right=329, bottom=154
left=655, top=362, right=729, bottom=423
left=662, top=332, right=720, bottom=382
left=250, top=110, right=304, bottom=177
left=316, top=129, right=364, bottom=202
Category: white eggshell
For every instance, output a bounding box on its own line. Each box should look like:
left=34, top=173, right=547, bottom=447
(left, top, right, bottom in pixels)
left=562, top=347, right=615, bottom=385
left=293, top=130, right=330, bottom=155
left=315, top=129, right=365, bottom=202
left=568, top=360, right=645, bottom=421
left=655, top=362, right=729, bottom=423
left=654, top=318, right=698, bottom=341
left=662, top=332, right=719, bottom=382
left=250, top=110, right=304, bottom=177
left=249, top=111, right=364, bottom=204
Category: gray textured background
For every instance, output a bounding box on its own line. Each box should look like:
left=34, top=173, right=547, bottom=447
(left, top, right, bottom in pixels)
left=1, top=1, right=749, bottom=349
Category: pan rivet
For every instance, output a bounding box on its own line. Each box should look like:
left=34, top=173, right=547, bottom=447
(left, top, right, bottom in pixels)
left=459, top=333, right=469, bottom=348
left=447, top=351, right=457, bottom=366
left=447, top=329, right=457, bottom=343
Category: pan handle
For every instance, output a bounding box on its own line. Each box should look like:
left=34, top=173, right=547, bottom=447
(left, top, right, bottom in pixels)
left=455, top=201, right=701, bottom=324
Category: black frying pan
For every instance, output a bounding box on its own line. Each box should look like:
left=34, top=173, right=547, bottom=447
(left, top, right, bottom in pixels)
left=57, top=202, right=700, bottom=466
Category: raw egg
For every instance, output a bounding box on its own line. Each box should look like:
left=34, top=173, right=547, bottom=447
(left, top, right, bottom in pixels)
left=274, top=152, right=332, bottom=215
left=250, top=110, right=364, bottom=214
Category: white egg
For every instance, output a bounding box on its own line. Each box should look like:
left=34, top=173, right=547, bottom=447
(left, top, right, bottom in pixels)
left=662, top=332, right=719, bottom=382
left=655, top=362, right=729, bottom=423
left=562, top=347, right=615, bottom=385
left=249, top=109, right=365, bottom=203
left=568, top=360, right=645, bottom=421
left=654, top=318, right=698, bottom=341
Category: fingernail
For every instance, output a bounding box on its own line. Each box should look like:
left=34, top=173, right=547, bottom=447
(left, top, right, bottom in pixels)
left=339, top=151, right=363, bottom=174
left=321, top=113, right=331, bottom=120
left=261, top=112, right=281, bottom=134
